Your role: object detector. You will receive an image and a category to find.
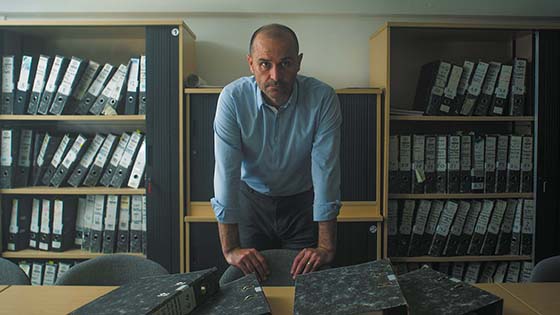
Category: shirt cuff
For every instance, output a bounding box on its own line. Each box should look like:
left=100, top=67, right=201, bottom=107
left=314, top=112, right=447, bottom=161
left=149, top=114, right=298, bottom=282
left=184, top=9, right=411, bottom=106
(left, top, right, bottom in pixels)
left=313, top=201, right=342, bottom=221
left=210, top=198, right=239, bottom=224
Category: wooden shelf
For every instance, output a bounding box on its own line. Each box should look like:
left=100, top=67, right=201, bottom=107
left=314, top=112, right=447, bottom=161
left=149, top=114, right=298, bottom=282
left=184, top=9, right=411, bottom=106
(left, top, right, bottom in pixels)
left=2, top=249, right=145, bottom=260
left=0, top=115, right=145, bottom=121
left=390, top=255, right=532, bottom=263
left=389, top=193, right=534, bottom=199
left=390, top=115, right=534, bottom=122
left=0, top=187, right=145, bottom=195
left=185, top=201, right=383, bottom=223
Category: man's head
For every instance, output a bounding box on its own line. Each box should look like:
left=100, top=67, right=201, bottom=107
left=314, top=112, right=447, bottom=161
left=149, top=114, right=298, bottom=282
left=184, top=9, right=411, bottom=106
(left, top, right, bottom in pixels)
left=247, top=24, right=303, bottom=107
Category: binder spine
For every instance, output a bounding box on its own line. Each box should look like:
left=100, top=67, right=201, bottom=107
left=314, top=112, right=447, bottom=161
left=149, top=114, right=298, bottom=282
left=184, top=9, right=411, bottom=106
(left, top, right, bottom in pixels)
left=99, top=133, right=131, bottom=186
left=408, top=200, right=431, bottom=256
left=473, top=61, right=501, bottom=116
left=506, top=136, right=522, bottom=192
left=509, top=58, right=527, bottom=116
left=50, top=134, right=89, bottom=187
left=124, top=57, right=140, bottom=115
left=138, top=55, right=147, bottom=114
left=494, top=199, right=517, bottom=255
left=102, top=195, right=119, bottom=253
left=471, top=135, right=485, bottom=193
left=388, top=136, right=399, bottom=193
left=67, top=134, right=105, bottom=187
left=495, top=135, right=509, bottom=193
left=428, top=200, right=458, bottom=256
left=435, top=135, right=447, bottom=194
left=481, top=199, right=507, bottom=255
left=89, top=64, right=128, bottom=115
left=422, top=200, right=443, bottom=256
left=488, top=64, right=513, bottom=116
left=459, top=134, right=472, bottom=193
left=14, top=55, right=35, bottom=114
left=397, top=200, right=415, bottom=256
left=520, top=199, right=534, bottom=255
left=455, top=200, right=481, bottom=256
left=116, top=195, right=131, bottom=253
left=41, top=134, right=72, bottom=186
left=397, top=135, right=412, bottom=193
left=0, top=129, right=20, bottom=188
left=520, top=136, right=533, bottom=192
left=412, top=135, right=426, bottom=194
left=66, top=60, right=100, bottom=114
left=110, top=132, right=143, bottom=187
left=459, top=61, right=489, bottom=116
left=424, top=136, right=437, bottom=193
left=447, top=135, right=461, bottom=194
left=37, top=55, right=68, bottom=115
left=467, top=200, right=494, bottom=255
left=443, top=200, right=470, bottom=256
left=27, top=55, right=51, bottom=115
left=439, top=64, right=463, bottom=115
left=49, top=56, right=84, bottom=115
left=75, top=63, right=114, bottom=115
left=14, top=129, right=34, bottom=187
left=454, top=61, right=474, bottom=115
left=425, top=62, right=451, bottom=115
left=484, top=135, right=497, bottom=193
left=1, top=56, right=16, bottom=114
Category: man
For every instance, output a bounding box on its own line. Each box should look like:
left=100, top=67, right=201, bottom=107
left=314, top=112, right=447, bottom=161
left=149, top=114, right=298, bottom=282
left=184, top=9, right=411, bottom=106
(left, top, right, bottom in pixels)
left=211, top=23, right=341, bottom=280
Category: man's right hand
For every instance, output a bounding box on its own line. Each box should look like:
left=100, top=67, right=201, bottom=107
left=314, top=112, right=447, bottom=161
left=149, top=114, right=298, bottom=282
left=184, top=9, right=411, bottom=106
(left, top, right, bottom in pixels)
left=224, top=247, right=270, bottom=281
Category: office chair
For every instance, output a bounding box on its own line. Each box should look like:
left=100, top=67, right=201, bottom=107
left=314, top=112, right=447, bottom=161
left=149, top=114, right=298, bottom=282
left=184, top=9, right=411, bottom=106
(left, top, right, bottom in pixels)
left=55, top=254, right=168, bottom=286
left=219, top=249, right=302, bottom=286
left=0, top=258, right=31, bottom=285
left=530, top=255, right=560, bottom=282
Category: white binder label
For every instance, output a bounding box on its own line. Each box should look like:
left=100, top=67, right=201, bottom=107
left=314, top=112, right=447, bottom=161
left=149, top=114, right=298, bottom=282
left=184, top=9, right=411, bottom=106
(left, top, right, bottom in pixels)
left=522, top=199, right=534, bottom=234
left=51, top=135, right=71, bottom=168
left=127, top=58, right=140, bottom=92
left=32, top=56, right=50, bottom=93
left=141, top=196, right=147, bottom=232
left=399, top=200, right=415, bottom=235
left=484, top=136, right=497, bottom=172
left=93, top=133, right=118, bottom=168
left=435, top=62, right=451, bottom=88
left=108, top=133, right=131, bottom=167
left=496, top=135, right=509, bottom=170
left=30, top=199, right=41, bottom=233
left=139, top=55, right=146, bottom=92
left=520, top=137, right=533, bottom=171
left=457, top=61, right=474, bottom=95
left=100, top=64, right=127, bottom=101
left=1, top=129, right=13, bottom=166
left=481, top=62, right=501, bottom=96
left=17, top=55, right=33, bottom=92
left=9, top=199, right=19, bottom=234
left=494, top=65, right=513, bottom=99
left=88, top=63, right=114, bottom=96
left=40, top=200, right=51, bottom=234
left=130, top=196, right=143, bottom=230
left=73, top=61, right=100, bottom=100
left=447, top=136, right=460, bottom=171
left=424, top=136, right=436, bottom=172
left=119, top=196, right=131, bottom=230
left=425, top=201, right=444, bottom=235
left=487, top=200, right=507, bottom=234
left=398, top=135, right=411, bottom=171
left=474, top=200, right=494, bottom=235
left=58, top=57, right=82, bottom=96
left=105, top=195, right=119, bottom=231
left=52, top=200, right=64, bottom=235
left=443, top=65, right=463, bottom=99
left=119, top=132, right=142, bottom=168
left=128, top=139, right=146, bottom=188
left=467, top=62, right=489, bottom=96
left=436, top=136, right=447, bottom=172
left=435, top=201, right=458, bottom=236
left=412, top=200, right=431, bottom=235
left=83, top=195, right=96, bottom=230
left=80, top=134, right=105, bottom=168
left=2, top=56, right=14, bottom=93
left=92, top=195, right=105, bottom=230
left=460, top=135, right=472, bottom=171
left=37, top=133, right=51, bottom=167
left=18, top=129, right=33, bottom=167
left=450, top=201, right=470, bottom=236
left=43, top=264, right=57, bottom=286
left=31, top=263, right=44, bottom=286
left=45, top=56, right=65, bottom=93
left=512, top=59, right=527, bottom=95
left=508, top=136, right=522, bottom=171
left=462, top=201, right=481, bottom=236
left=62, top=135, right=87, bottom=169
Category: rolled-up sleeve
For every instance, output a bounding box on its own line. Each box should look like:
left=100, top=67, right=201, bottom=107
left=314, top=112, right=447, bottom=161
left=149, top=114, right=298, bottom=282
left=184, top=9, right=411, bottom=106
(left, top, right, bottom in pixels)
left=211, top=90, right=243, bottom=224
left=311, top=89, right=342, bottom=221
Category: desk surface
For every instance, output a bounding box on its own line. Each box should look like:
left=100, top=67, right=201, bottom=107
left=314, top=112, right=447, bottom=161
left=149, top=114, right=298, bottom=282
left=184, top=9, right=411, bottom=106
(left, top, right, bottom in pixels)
left=0, top=283, right=558, bottom=315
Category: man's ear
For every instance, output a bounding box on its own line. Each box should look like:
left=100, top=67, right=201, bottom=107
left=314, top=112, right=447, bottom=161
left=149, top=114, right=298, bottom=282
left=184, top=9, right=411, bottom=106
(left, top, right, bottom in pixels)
left=247, top=54, right=255, bottom=74
left=297, top=53, right=303, bottom=71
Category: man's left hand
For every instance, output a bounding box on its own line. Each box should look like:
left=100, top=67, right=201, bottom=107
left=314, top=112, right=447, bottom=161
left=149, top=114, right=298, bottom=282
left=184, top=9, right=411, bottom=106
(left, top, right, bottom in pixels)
left=290, top=247, right=335, bottom=279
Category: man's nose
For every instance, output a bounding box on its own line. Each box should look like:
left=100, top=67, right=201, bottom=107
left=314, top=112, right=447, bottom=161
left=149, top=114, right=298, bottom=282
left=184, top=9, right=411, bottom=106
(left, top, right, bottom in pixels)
left=270, top=65, right=282, bottom=81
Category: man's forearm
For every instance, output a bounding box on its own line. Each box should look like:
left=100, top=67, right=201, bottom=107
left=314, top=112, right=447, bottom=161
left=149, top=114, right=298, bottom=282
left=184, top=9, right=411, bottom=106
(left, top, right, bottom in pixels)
left=318, top=219, right=337, bottom=256
left=218, top=222, right=241, bottom=255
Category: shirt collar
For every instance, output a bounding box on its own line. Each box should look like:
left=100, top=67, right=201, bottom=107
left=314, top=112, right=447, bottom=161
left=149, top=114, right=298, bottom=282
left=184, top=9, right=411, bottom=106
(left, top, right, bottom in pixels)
left=255, top=76, right=299, bottom=111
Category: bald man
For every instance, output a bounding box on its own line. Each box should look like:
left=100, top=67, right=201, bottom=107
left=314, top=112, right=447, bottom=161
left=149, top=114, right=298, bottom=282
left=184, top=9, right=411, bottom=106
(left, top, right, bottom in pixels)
left=211, top=23, right=341, bottom=280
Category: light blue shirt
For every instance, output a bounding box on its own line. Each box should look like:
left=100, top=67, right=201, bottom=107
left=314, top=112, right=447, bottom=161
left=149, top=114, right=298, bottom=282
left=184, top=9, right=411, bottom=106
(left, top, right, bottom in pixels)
left=211, top=75, right=342, bottom=224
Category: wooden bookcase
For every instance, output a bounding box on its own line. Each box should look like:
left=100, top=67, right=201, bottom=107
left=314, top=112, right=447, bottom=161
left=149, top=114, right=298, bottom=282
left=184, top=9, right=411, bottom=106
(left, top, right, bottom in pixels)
left=0, top=20, right=195, bottom=274
left=370, top=22, right=560, bottom=282
left=184, top=87, right=385, bottom=273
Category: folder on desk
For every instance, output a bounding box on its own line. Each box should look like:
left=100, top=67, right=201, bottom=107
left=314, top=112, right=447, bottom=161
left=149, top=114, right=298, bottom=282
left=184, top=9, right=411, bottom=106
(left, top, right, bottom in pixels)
left=413, top=60, right=451, bottom=115
left=50, top=134, right=89, bottom=187
left=7, top=198, right=32, bottom=251
left=30, top=262, right=44, bottom=286
left=459, top=61, right=489, bottom=116
left=439, top=64, right=463, bottom=115
left=38, top=199, right=53, bottom=251
left=129, top=195, right=143, bottom=253
left=397, top=200, right=415, bottom=257
left=116, top=195, right=131, bottom=253
left=31, top=133, right=60, bottom=186
left=459, top=134, right=472, bottom=193
left=421, top=200, right=443, bottom=256
left=28, top=198, right=41, bottom=249
left=443, top=200, right=470, bottom=256
left=70, top=268, right=220, bottom=315
left=192, top=273, right=271, bottom=315
left=37, top=55, right=68, bottom=115
left=41, top=133, right=72, bottom=186
left=510, top=58, right=528, bottom=116
left=424, top=135, right=437, bottom=193
left=89, top=194, right=106, bottom=253
left=0, top=128, right=20, bottom=188
left=141, top=195, right=147, bottom=255
left=14, top=55, right=36, bottom=114
left=495, top=199, right=517, bottom=255
left=506, top=135, right=522, bottom=192
left=397, top=134, right=412, bottom=193
left=65, top=60, right=100, bottom=114
left=81, top=195, right=96, bottom=251
left=294, top=260, right=408, bottom=315
left=473, top=61, right=501, bottom=116
left=412, top=135, right=425, bottom=193
left=388, top=135, right=399, bottom=193
left=74, top=63, right=114, bottom=115
left=14, top=129, right=34, bottom=187
left=67, top=133, right=105, bottom=187
left=520, top=136, right=533, bottom=192
left=510, top=199, right=523, bottom=255
left=387, top=200, right=398, bottom=257
left=455, top=200, right=482, bottom=256
left=138, top=55, right=147, bottom=114
left=435, top=135, right=447, bottom=194
left=468, top=200, right=494, bottom=255
left=408, top=200, right=431, bottom=257
left=42, top=261, right=58, bottom=286
left=481, top=199, right=507, bottom=255
left=51, top=197, right=78, bottom=252
left=83, top=133, right=118, bottom=186
left=471, top=135, right=485, bottom=193
left=89, top=63, right=128, bottom=115
left=521, top=199, right=534, bottom=256
left=124, top=57, right=140, bottom=115
left=102, top=195, right=118, bottom=253
left=27, top=55, right=52, bottom=115
left=484, top=135, right=497, bottom=193
left=454, top=60, right=475, bottom=114
left=127, top=137, right=146, bottom=189
left=110, top=131, right=143, bottom=187
left=1, top=55, right=18, bottom=114
left=74, top=197, right=87, bottom=247
left=398, top=267, right=503, bottom=315
left=495, top=135, right=509, bottom=193
left=488, top=64, right=513, bottom=116
left=48, top=56, right=85, bottom=115
left=428, top=200, right=458, bottom=256
left=99, top=132, right=130, bottom=187
left=447, top=135, right=461, bottom=193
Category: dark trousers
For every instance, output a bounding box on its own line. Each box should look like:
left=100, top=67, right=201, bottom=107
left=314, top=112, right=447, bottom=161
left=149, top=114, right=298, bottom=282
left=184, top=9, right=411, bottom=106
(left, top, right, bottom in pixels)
left=238, top=182, right=318, bottom=250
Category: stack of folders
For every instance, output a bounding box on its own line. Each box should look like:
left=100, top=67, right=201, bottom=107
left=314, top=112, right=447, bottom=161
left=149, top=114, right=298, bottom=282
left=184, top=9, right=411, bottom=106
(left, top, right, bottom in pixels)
left=389, top=133, right=533, bottom=194
left=3, top=194, right=148, bottom=255
left=0, top=129, right=146, bottom=189
left=0, top=54, right=146, bottom=116
left=18, top=260, right=75, bottom=286
left=411, top=58, right=529, bottom=116
left=387, top=199, right=534, bottom=258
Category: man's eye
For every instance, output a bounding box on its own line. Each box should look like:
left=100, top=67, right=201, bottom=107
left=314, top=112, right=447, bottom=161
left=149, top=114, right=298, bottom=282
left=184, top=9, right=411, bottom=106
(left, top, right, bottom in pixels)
left=281, top=61, right=292, bottom=68
left=259, top=62, right=271, bottom=69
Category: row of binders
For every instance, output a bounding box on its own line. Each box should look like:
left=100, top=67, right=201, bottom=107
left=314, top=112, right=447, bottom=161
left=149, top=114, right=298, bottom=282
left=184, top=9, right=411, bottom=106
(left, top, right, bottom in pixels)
left=387, top=199, right=534, bottom=257
left=0, top=129, right=146, bottom=189
left=4, top=195, right=147, bottom=254
left=0, top=54, right=146, bottom=115
left=389, top=133, right=533, bottom=194
left=17, top=260, right=75, bottom=286
left=413, top=58, right=529, bottom=116
left=393, top=260, right=533, bottom=284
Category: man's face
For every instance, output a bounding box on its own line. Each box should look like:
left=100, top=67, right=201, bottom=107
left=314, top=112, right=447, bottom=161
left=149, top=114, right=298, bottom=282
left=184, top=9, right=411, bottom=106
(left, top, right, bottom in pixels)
left=247, top=33, right=303, bottom=107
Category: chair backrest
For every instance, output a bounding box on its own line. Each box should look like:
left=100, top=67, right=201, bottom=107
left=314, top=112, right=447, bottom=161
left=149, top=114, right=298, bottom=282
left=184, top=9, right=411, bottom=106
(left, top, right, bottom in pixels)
left=219, top=249, right=299, bottom=286
left=531, top=255, right=560, bottom=282
left=0, top=258, right=31, bottom=285
left=55, top=254, right=168, bottom=286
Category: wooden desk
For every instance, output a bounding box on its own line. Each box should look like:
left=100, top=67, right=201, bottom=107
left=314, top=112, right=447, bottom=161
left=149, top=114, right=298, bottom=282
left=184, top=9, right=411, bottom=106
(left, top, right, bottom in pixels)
left=0, top=284, right=558, bottom=315
left=0, top=285, right=8, bottom=294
